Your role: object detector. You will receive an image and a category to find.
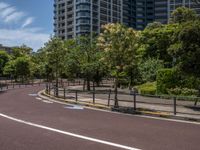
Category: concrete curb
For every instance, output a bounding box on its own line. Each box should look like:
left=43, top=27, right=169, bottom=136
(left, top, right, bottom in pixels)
left=38, top=90, right=110, bottom=110
left=38, top=90, right=200, bottom=122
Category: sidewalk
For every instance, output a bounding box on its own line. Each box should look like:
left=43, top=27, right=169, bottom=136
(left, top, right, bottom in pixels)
left=44, top=85, right=200, bottom=121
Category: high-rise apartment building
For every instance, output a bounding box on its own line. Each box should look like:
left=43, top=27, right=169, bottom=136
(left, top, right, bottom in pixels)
left=54, top=0, right=156, bottom=39
left=54, top=0, right=200, bottom=39
left=54, top=0, right=124, bottom=39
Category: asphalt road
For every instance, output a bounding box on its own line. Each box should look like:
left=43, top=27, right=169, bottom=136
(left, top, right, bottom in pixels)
left=0, top=86, right=200, bottom=150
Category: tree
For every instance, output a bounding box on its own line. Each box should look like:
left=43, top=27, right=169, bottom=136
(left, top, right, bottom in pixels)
left=98, top=23, right=139, bottom=107
left=138, top=58, right=164, bottom=83
left=138, top=23, right=177, bottom=66
left=44, top=37, right=66, bottom=92
left=145, top=22, right=163, bottom=30
left=0, top=51, right=10, bottom=76
left=3, top=57, right=31, bottom=82
left=65, top=36, right=106, bottom=90
left=64, top=39, right=81, bottom=79
left=3, top=60, right=15, bottom=79
left=170, top=7, right=198, bottom=24
left=31, top=48, right=48, bottom=80
left=12, top=45, right=33, bottom=58
left=14, top=57, right=31, bottom=83
left=168, top=20, right=200, bottom=78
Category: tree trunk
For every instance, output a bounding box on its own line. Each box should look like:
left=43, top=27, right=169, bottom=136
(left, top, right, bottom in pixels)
left=86, top=77, right=90, bottom=91
left=129, top=70, right=133, bottom=90
left=114, top=78, right=119, bottom=108
left=95, top=70, right=100, bottom=87
left=83, top=79, right=86, bottom=91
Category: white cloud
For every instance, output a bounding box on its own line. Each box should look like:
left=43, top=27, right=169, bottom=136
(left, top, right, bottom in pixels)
left=0, top=2, right=29, bottom=24
left=0, top=28, right=50, bottom=51
left=22, top=17, right=34, bottom=28
left=0, top=6, right=16, bottom=18
left=0, top=2, right=50, bottom=51
left=0, top=2, right=9, bottom=10
left=4, top=11, right=25, bottom=23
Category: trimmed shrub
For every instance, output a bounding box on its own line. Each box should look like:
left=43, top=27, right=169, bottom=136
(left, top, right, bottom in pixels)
left=137, top=82, right=156, bottom=95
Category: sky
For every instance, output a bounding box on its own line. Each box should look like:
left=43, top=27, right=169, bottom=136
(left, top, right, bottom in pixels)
left=0, top=0, right=54, bottom=51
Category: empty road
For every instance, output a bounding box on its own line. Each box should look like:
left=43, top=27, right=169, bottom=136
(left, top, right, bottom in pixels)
left=0, top=86, right=199, bottom=150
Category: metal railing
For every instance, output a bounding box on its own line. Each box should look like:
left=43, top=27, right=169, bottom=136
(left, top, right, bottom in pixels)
left=45, top=83, right=200, bottom=116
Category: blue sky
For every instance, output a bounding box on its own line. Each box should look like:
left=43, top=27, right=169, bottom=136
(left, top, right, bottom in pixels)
left=0, top=0, right=54, bottom=51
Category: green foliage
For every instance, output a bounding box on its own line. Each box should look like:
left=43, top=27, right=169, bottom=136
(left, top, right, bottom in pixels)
left=137, top=82, right=156, bottom=95
left=168, top=87, right=198, bottom=96
left=156, top=69, right=177, bottom=94
left=0, top=51, right=10, bottom=76
left=168, top=20, right=200, bottom=77
left=98, top=23, right=139, bottom=86
left=139, top=23, right=177, bottom=64
left=3, top=60, right=15, bottom=77
left=170, top=7, right=198, bottom=24
left=180, top=76, right=200, bottom=89
left=64, top=36, right=106, bottom=89
left=44, top=37, right=66, bottom=80
left=11, top=45, right=33, bottom=58
left=3, top=57, right=31, bottom=82
left=14, top=57, right=31, bottom=81
left=97, top=23, right=139, bottom=106
left=138, top=58, right=163, bottom=83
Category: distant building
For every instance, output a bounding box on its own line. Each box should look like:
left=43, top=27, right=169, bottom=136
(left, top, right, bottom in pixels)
left=0, top=44, right=13, bottom=54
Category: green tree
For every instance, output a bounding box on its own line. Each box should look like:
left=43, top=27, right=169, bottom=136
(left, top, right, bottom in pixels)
left=14, top=57, right=31, bottom=83
left=44, top=37, right=66, bottom=91
left=0, top=51, right=10, bottom=76
left=168, top=20, right=200, bottom=78
left=98, top=23, right=138, bottom=107
left=12, top=44, right=33, bottom=58
left=138, top=58, right=164, bottom=83
left=64, top=39, right=81, bottom=79
left=31, top=48, right=48, bottom=80
left=138, top=23, right=177, bottom=65
left=65, top=36, right=106, bottom=90
left=3, top=60, right=15, bottom=79
left=170, top=7, right=198, bottom=24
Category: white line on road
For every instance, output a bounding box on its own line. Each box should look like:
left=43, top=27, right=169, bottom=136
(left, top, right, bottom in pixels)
left=42, top=100, right=53, bottom=104
left=36, top=97, right=42, bottom=100
left=0, top=113, right=141, bottom=150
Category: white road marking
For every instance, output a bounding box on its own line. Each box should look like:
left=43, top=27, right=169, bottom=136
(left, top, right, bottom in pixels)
left=28, top=94, right=38, bottom=97
left=36, top=97, right=42, bottom=100
left=64, top=105, right=84, bottom=110
left=0, top=113, right=141, bottom=150
left=42, top=100, right=53, bottom=104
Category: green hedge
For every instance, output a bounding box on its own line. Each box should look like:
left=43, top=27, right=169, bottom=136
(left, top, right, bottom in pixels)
left=137, top=82, right=156, bottom=95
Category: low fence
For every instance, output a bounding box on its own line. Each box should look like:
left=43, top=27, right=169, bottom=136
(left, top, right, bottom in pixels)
left=0, top=79, right=45, bottom=92
left=45, top=83, right=200, bottom=117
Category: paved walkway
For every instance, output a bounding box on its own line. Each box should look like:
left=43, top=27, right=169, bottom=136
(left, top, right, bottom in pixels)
left=49, top=85, right=200, bottom=120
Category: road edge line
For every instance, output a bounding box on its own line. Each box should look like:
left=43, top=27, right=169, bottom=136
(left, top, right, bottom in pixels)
left=0, top=113, right=141, bottom=150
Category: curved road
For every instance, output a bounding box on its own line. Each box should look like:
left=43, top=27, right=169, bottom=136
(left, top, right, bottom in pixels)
left=0, top=86, right=199, bottom=150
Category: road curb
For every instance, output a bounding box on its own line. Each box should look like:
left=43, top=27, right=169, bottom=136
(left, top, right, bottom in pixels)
left=38, top=90, right=200, bottom=123
left=38, top=90, right=111, bottom=110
